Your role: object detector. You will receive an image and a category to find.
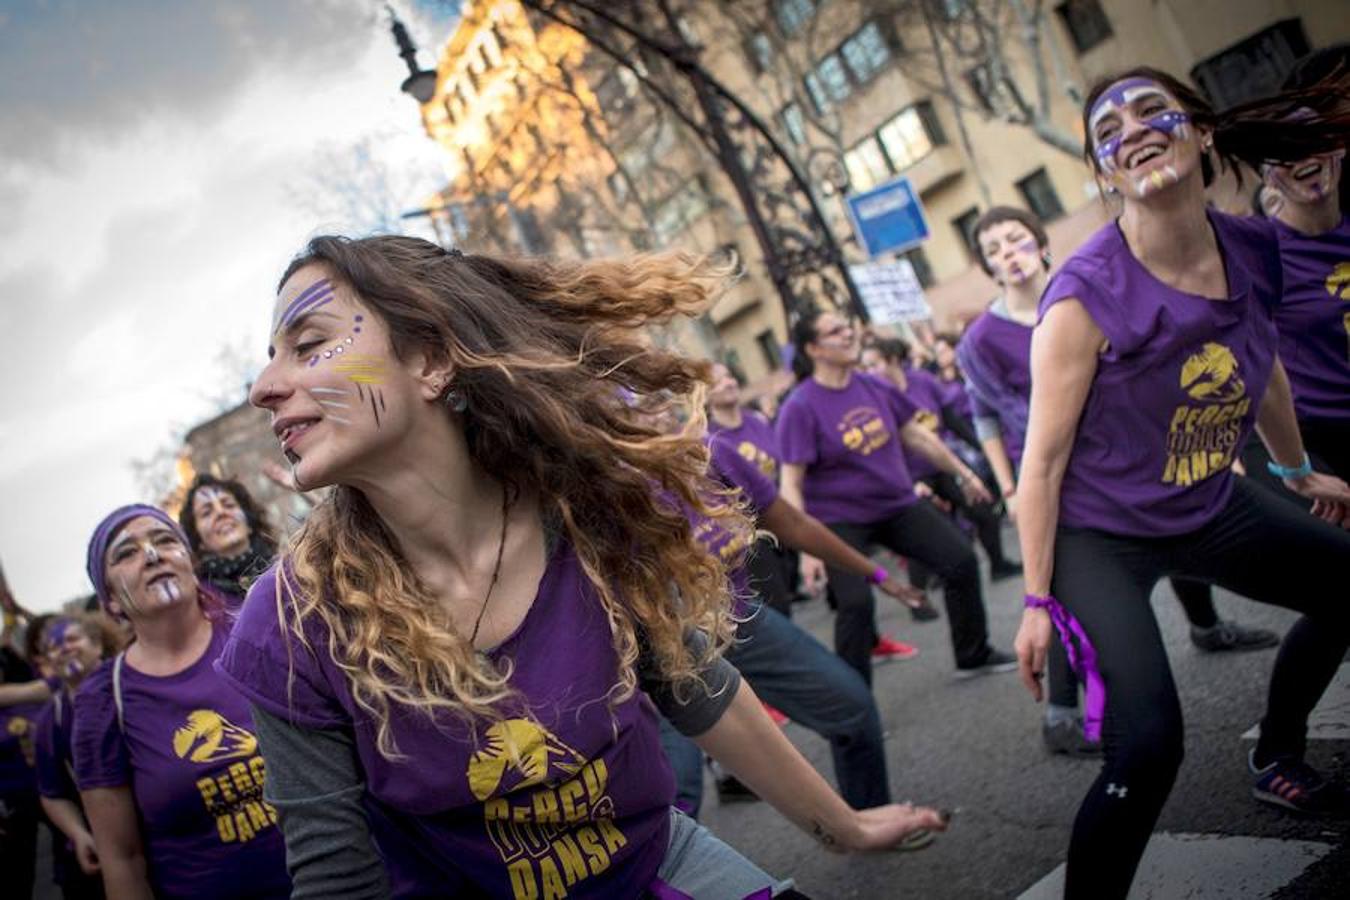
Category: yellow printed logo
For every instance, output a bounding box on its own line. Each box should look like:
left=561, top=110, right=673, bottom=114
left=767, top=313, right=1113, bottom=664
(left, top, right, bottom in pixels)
left=912, top=409, right=940, bottom=433
left=1162, top=343, right=1250, bottom=487
left=1326, top=261, right=1350, bottom=299
left=737, top=440, right=777, bottom=477
left=7, top=716, right=35, bottom=767
left=1179, top=343, right=1246, bottom=404
left=469, top=719, right=630, bottom=899
left=172, top=710, right=258, bottom=763
left=838, top=407, right=891, bottom=456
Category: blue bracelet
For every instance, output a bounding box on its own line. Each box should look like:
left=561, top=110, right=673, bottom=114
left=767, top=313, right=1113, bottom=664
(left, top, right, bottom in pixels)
left=1266, top=453, right=1313, bottom=480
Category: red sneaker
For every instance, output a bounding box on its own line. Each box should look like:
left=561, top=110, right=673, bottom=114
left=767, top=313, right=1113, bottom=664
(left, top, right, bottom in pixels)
left=762, top=702, right=790, bottom=728
left=872, top=634, right=920, bottom=662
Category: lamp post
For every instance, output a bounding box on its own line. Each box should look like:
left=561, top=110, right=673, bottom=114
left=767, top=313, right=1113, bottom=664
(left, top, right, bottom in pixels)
left=387, top=6, right=438, bottom=104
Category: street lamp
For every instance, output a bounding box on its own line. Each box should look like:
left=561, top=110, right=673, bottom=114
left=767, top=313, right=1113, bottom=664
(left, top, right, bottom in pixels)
left=387, top=6, right=438, bottom=104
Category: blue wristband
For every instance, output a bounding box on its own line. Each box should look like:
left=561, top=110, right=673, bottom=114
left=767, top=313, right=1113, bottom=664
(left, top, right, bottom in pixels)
left=1266, top=453, right=1313, bottom=480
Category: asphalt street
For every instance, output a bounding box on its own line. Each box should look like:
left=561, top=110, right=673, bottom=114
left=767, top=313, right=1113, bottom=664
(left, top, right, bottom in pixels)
left=698, top=537, right=1350, bottom=899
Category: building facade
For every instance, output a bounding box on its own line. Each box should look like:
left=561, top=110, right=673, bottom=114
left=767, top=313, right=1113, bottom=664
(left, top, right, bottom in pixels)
left=414, top=0, right=1348, bottom=391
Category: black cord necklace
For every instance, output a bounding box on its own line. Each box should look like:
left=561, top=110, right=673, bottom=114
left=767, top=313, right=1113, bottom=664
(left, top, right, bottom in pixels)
left=468, top=487, right=511, bottom=651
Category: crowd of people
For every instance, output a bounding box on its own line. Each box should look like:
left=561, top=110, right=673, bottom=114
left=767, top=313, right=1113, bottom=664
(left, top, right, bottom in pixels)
left=1, top=54, right=1348, bottom=900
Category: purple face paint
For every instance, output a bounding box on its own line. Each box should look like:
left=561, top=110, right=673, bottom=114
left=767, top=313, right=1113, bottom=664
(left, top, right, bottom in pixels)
left=275, top=278, right=335, bottom=333
left=1090, top=77, right=1189, bottom=176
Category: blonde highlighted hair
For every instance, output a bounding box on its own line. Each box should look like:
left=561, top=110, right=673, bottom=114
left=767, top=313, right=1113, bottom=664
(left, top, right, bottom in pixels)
left=274, top=236, right=750, bottom=757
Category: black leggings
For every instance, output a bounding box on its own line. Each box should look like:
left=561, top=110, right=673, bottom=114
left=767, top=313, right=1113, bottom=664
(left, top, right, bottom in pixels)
left=827, top=501, right=994, bottom=683
left=745, top=536, right=794, bottom=617
left=908, top=472, right=1012, bottom=590
left=1052, top=479, right=1350, bottom=899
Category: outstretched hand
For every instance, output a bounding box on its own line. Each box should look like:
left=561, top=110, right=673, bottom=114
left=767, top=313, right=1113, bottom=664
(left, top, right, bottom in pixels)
left=877, top=575, right=928, bottom=610
left=838, top=803, right=950, bottom=853
left=1286, top=472, right=1350, bottom=528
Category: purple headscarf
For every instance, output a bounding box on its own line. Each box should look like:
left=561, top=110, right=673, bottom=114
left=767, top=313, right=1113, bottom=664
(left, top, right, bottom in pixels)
left=85, top=504, right=191, bottom=615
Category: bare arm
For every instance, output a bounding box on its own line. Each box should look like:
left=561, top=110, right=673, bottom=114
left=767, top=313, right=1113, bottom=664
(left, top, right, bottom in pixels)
left=82, top=786, right=153, bottom=900
left=1255, top=358, right=1350, bottom=526
left=695, top=679, right=947, bottom=850
left=41, top=796, right=99, bottom=875
left=898, top=422, right=993, bottom=504
left=980, top=434, right=1017, bottom=500
left=779, top=463, right=826, bottom=593
left=1014, top=300, right=1102, bottom=700
left=0, top=680, right=52, bottom=707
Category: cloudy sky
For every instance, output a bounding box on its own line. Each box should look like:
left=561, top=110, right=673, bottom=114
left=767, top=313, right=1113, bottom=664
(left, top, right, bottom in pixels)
left=0, top=0, right=459, bottom=611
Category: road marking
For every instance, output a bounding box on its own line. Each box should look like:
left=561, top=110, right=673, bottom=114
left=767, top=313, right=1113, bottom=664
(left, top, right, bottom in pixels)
left=1243, top=662, right=1350, bottom=741
left=1017, top=833, right=1333, bottom=899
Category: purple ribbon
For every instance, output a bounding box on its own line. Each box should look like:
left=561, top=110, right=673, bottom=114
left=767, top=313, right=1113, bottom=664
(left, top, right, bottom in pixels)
left=1027, top=595, right=1106, bottom=742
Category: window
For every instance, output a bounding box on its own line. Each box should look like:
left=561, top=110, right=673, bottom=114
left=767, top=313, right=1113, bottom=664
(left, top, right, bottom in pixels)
left=952, top=207, right=981, bottom=260
left=903, top=248, right=935, bottom=289
left=780, top=102, right=807, bottom=145
left=724, top=348, right=748, bottom=383
left=1055, top=0, right=1112, bottom=54
left=443, top=96, right=458, bottom=127
left=916, top=101, right=946, bottom=145
left=877, top=105, right=936, bottom=171
left=805, top=53, right=852, bottom=113
left=1190, top=19, right=1309, bottom=111
left=481, top=29, right=503, bottom=66
left=746, top=31, right=774, bottom=74
left=844, top=137, right=891, bottom=193
left=840, top=21, right=894, bottom=84
left=756, top=329, right=781, bottom=370
left=1017, top=168, right=1065, bottom=221
left=775, top=0, right=815, bottom=37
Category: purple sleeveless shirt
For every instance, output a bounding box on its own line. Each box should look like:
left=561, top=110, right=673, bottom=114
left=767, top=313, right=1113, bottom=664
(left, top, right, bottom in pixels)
left=218, top=546, right=675, bottom=899
left=1272, top=215, right=1350, bottom=422
left=1039, top=211, right=1282, bottom=536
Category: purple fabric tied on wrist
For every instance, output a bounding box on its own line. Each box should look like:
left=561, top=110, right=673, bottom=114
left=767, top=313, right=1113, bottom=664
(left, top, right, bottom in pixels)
left=1026, top=594, right=1106, bottom=742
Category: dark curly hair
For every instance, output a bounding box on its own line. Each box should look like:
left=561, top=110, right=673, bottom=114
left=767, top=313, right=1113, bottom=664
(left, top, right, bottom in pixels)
left=178, top=473, right=277, bottom=560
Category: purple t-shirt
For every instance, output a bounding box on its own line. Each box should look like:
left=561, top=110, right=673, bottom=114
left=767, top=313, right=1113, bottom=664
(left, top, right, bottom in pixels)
left=1273, top=215, right=1350, bottom=422
left=958, top=308, right=1034, bottom=470
left=708, top=411, right=781, bottom=479
left=776, top=372, right=920, bottom=524
left=706, top=435, right=781, bottom=612
left=0, top=701, right=42, bottom=798
left=897, top=367, right=952, bottom=481
left=73, top=626, right=290, bottom=900
left=937, top=376, right=973, bottom=419
left=35, top=693, right=78, bottom=802
left=1039, top=210, right=1281, bottom=536
left=217, top=544, right=676, bottom=900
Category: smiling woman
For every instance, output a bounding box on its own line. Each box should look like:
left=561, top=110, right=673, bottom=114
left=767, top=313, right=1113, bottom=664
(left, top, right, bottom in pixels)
left=179, top=474, right=278, bottom=600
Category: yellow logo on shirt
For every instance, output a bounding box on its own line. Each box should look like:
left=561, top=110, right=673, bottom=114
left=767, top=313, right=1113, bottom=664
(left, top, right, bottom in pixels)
left=1163, top=343, right=1250, bottom=486
left=6, top=716, right=35, bottom=768
left=1325, top=261, right=1350, bottom=299
left=172, top=710, right=258, bottom=763
left=838, top=407, right=891, bottom=456
left=469, top=718, right=630, bottom=899
left=911, top=409, right=940, bottom=433
left=736, top=440, right=777, bottom=477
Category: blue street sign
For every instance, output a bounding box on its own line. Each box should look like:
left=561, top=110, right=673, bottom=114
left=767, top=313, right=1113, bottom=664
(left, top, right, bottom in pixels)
left=845, top=176, right=930, bottom=258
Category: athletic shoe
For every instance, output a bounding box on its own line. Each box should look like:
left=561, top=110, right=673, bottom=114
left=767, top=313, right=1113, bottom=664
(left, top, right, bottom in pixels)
left=1190, top=620, right=1280, bottom=653
left=909, top=596, right=941, bottom=622
left=1042, top=717, right=1104, bottom=757
left=989, top=560, right=1024, bottom=581
left=872, top=635, right=920, bottom=663
left=955, top=648, right=1018, bottom=679
left=1249, top=750, right=1350, bottom=816
left=762, top=702, right=790, bottom=728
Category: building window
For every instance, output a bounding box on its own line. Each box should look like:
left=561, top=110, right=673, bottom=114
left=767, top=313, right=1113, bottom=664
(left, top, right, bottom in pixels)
left=780, top=102, right=807, bottom=145
left=443, top=97, right=458, bottom=127
left=916, top=101, right=947, bottom=145
left=952, top=207, right=981, bottom=260
left=805, top=53, right=852, bottom=113
left=877, top=104, right=936, bottom=171
left=1190, top=19, right=1309, bottom=111
left=755, top=329, right=781, bottom=370
left=746, top=31, right=774, bottom=74
left=1017, top=168, right=1065, bottom=221
left=840, top=20, right=894, bottom=85
left=775, top=0, right=815, bottom=37
left=844, top=137, right=891, bottom=193
left=724, top=348, right=748, bottom=383
left=903, top=248, right=935, bottom=288
left=1055, top=0, right=1113, bottom=54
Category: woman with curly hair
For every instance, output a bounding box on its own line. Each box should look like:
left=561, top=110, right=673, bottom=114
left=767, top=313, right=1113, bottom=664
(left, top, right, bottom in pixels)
left=1013, top=68, right=1350, bottom=897
left=219, top=237, right=945, bottom=899
left=179, top=474, right=279, bottom=600
left=73, top=505, right=290, bottom=900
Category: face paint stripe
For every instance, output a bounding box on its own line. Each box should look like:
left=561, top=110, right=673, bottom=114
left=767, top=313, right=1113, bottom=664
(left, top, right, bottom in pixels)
left=318, top=400, right=350, bottom=409
left=370, top=390, right=380, bottom=427
left=378, top=389, right=386, bottom=412
left=278, top=279, right=333, bottom=322
left=311, top=387, right=349, bottom=396
left=327, top=415, right=353, bottom=425
left=279, top=288, right=336, bottom=329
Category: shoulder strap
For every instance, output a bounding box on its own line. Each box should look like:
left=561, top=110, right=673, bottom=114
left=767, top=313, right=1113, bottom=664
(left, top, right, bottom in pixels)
left=52, top=690, right=64, bottom=729
left=112, top=652, right=127, bottom=733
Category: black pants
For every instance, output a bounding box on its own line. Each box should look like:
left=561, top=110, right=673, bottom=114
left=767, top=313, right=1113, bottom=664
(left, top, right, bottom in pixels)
left=745, top=537, right=794, bottom=617
left=0, top=791, right=38, bottom=900
left=826, top=502, right=994, bottom=684
left=1052, top=479, right=1350, bottom=899
left=1240, top=416, right=1350, bottom=499
left=908, top=472, right=1011, bottom=591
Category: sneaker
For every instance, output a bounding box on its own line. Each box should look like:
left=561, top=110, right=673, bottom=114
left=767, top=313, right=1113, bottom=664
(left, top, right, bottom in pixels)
left=909, top=597, right=941, bottom=622
left=872, top=635, right=920, bottom=663
left=1249, top=750, right=1350, bottom=816
left=1042, top=717, right=1103, bottom=757
left=955, top=648, right=1018, bottom=679
left=762, top=702, right=790, bottom=728
left=1190, top=620, right=1280, bottom=653
left=989, top=560, right=1024, bottom=582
